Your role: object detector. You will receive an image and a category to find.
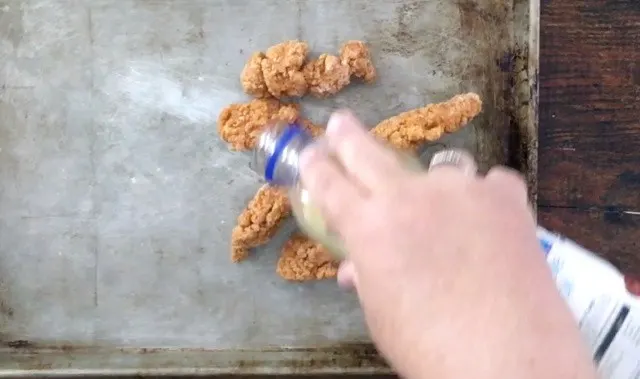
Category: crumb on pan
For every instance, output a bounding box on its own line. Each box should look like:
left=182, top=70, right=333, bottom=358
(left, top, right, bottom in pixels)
left=277, top=234, right=339, bottom=281
left=231, top=185, right=292, bottom=263
left=217, top=98, right=299, bottom=151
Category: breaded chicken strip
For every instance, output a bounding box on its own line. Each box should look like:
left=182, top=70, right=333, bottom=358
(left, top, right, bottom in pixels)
left=276, top=234, right=339, bottom=281
left=278, top=93, right=483, bottom=281
left=229, top=118, right=324, bottom=263
left=340, top=40, right=376, bottom=83
left=231, top=185, right=291, bottom=263
left=240, top=40, right=375, bottom=99
left=217, top=98, right=299, bottom=151
left=371, top=92, right=482, bottom=151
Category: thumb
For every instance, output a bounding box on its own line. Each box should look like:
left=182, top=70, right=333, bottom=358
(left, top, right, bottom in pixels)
left=337, top=260, right=359, bottom=290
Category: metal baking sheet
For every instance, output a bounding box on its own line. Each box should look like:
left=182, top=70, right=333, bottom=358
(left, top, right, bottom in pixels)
left=0, top=0, right=539, bottom=375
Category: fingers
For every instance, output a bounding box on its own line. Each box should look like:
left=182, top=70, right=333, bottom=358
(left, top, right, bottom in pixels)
left=484, top=166, right=530, bottom=207
left=299, top=142, right=364, bottom=228
left=325, top=110, right=405, bottom=190
left=426, top=150, right=529, bottom=211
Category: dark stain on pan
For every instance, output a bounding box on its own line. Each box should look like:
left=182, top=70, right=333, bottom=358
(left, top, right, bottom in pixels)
left=235, top=343, right=386, bottom=370
left=456, top=0, right=482, bottom=34
left=375, top=0, right=430, bottom=57
left=6, top=340, right=34, bottom=349
left=0, top=279, right=14, bottom=322
left=502, top=41, right=538, bottom=204
left=296, top=0, right=305, bottom=41
left=455, top=0, right=509, bottom=36
left=390, top=1, right=429, bottom=54
left=455, top=0, right=538, bottom=202
left=444, top=0, right=517, bottom=173
left=2, top=341, right=389, bottom=372
left=497, top=51, right=516, bottom=73
left=0, top=302, right=13, bottom=318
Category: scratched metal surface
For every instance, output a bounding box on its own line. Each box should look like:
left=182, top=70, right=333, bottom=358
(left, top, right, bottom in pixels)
left=0, top=0, right=539, bottom=375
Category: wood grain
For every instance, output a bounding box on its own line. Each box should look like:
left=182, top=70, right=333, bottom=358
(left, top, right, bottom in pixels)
left=539, top=0, right=640, bottom=278
left=539, top=206, right=640, bottom=276
left=539, top=0, right=640, bottom=209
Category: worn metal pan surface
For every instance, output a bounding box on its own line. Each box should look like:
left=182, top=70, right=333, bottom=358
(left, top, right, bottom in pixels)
left=0, top=0, right=539, bottom=375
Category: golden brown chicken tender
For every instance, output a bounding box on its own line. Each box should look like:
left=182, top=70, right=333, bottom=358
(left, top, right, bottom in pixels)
left=231, top=185, right=291, bottom=263
left=217, top=99, right=299, bottom=151
left=260, top=40, right=309, bottom=98
left=371, top=92, right=482, bottom=151
left=276, top=234, right=339, bottom=281
left=239, top=40, right=375, bottom=99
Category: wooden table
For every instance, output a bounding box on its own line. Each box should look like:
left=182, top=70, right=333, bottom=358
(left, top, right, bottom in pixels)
left=538, top=0, right=640, bottom=285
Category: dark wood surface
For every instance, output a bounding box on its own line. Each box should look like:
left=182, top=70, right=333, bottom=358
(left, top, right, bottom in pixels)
left=538, top=0, right=640, bottom=280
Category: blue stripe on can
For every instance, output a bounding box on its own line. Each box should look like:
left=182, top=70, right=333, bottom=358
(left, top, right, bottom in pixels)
left=539, top=237, right=554, bottom=256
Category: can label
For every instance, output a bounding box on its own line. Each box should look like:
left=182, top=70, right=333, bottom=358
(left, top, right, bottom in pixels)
left=539, top=230, right=640, bottom=379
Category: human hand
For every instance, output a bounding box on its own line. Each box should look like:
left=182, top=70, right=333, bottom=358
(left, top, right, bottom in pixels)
left=299, top=110, right=597, bottom=379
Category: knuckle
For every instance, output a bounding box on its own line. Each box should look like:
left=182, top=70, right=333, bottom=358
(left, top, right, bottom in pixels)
left=302, top=160, right=335, bottom=189
left=486, top=166, right=528, bottom=199
left=319, top=180, right=357, bottom=221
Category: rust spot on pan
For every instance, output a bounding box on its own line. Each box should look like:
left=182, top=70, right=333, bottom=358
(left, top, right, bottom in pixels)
left=235, top=343, right=386, bottom=370
left=1, top=340, right=388, bottom=372
left=6, top=340, right=34, bottom=349
left=455, top=0, right=510, bottom=36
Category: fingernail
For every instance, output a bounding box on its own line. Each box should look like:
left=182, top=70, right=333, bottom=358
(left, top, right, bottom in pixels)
left=337, top=272, right=355, bottom=290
